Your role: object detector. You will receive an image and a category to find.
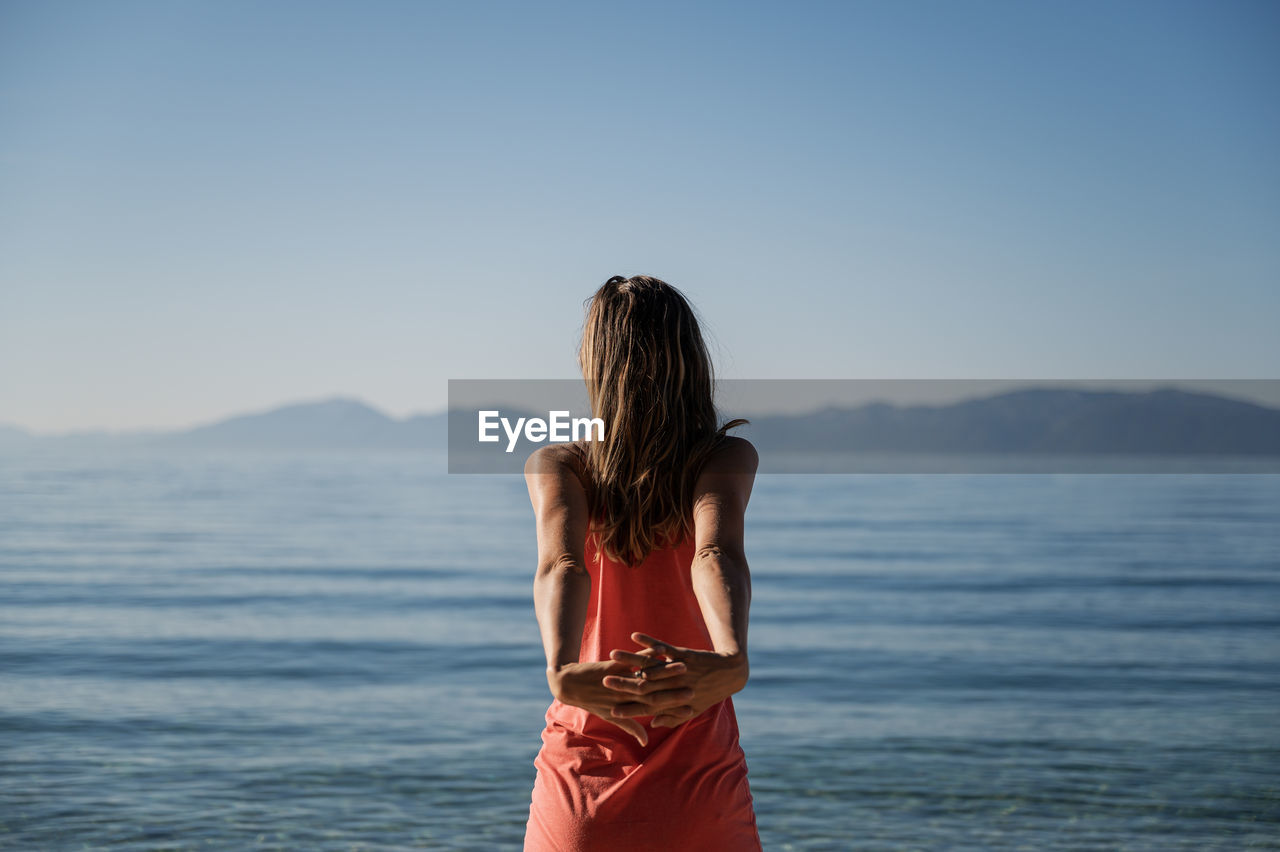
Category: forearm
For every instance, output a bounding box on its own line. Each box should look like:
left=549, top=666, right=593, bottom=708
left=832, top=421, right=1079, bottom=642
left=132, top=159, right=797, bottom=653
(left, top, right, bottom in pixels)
left=533, top=557, right=591, bottom=673
left=690, top=546, right=751, bottom=663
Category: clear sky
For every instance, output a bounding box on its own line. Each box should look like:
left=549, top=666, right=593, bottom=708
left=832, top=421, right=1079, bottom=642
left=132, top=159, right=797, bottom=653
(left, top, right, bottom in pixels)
left=2, top=0, right=1277, bottom=433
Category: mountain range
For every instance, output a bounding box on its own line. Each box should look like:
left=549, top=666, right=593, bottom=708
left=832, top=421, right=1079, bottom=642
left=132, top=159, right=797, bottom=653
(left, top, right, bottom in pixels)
left=738, top=387, right=1280, bottom=455
left=0, top=397, right=444, bottom=451
left=2, top=387, right=1278, bottom=455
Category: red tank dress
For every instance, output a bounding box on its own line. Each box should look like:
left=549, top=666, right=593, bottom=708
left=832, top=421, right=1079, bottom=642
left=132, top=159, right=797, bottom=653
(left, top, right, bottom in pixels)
left=524, top=534, right=762, bottom=851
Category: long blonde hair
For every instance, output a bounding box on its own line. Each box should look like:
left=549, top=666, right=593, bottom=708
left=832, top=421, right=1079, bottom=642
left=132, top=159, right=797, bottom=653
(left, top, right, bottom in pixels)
left=578, top=275, right=746, bottom=567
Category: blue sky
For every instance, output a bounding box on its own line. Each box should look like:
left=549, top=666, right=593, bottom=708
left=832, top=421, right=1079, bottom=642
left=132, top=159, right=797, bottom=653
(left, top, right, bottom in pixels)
left=2, top=0, right=1277, bottom=432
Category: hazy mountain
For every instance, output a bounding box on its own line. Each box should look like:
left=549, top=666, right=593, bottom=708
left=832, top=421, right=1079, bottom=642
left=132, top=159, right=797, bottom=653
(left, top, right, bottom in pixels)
left=737, top=387, right=1280, bottom=455
left=4, top=397, right=446, bottom=451
left=4, top=387, right=1278, bottom=455
left=152, top=396, right=444, bottom=450
left=0, top=423, right=35, bottom=448
left=0, top=421, right=160, bottom=451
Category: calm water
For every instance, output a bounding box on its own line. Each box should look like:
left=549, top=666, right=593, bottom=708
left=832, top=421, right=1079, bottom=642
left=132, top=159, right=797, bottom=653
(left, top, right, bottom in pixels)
left=1, top=448, right=1277, bottom=850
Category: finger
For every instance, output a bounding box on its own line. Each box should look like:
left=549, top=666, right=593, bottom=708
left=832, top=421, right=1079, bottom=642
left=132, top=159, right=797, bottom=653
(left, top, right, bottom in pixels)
left=631, top=647, right=668, bottom=664
left=608, top=650, right=683, bottom=676
left=592, top=659, right=636, bottom=681
left=653, top=705, right=695, bottom=727
left=601, top=674, right=655, bottom=694
left=631, top=632, right=684, bottom=660
left=607, top=717, right=648, bottom=747
left=596, top=660, right=645, bottom=689
left=636, top=661, right=686, bottom=681
left=645, top=686, right=695, bottom=709
left=601, top=670, right=691, bottom=695
left=613, top=647, right=665, bottom=666
left=610, top=701, right=654, bottom=718
left=609, top=686, right=693, bottom=714
left=608, top=649, right=653, bottom=667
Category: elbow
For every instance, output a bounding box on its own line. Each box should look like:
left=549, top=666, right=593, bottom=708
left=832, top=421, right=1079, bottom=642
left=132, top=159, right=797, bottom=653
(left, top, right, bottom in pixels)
left=693, top=543, right=747, bottom=567
left=536, top=552, right=588, bottom=579
left=693, top=545, right=751, bottom=597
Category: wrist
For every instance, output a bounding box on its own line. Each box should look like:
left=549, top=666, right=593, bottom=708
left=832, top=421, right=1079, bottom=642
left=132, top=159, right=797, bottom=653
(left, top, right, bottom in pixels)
left=718, top=649, right=750, bottom=692
left=545, top=665, right=563, bottom=694
left=545, top=662, right=575, bottom=697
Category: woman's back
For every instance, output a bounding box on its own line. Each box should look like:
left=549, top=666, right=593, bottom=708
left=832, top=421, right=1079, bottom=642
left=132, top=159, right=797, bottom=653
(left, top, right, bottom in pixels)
left=526, top=531, right=761, bottom=850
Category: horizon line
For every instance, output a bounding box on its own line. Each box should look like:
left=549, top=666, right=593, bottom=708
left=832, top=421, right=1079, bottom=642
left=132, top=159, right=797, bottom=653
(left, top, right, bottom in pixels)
left=6, top=380, right=1280, bottom=439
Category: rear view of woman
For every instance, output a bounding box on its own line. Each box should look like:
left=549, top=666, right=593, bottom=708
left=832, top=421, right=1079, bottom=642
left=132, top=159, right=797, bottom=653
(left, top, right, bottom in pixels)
left=523, top=275, right=762, bottom=851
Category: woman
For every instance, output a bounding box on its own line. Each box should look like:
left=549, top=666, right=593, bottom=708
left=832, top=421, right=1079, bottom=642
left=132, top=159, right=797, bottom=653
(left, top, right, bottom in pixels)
left=523, top=275, right=763, bottom=851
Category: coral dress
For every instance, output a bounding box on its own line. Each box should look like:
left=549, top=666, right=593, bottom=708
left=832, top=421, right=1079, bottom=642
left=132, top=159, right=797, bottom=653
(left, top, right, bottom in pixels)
left=524, top=534, right=762, bottom=852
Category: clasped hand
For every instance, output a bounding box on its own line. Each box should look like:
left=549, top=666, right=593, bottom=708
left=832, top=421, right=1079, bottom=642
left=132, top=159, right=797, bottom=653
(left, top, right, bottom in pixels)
left=548, top=631, right=748, bottom=747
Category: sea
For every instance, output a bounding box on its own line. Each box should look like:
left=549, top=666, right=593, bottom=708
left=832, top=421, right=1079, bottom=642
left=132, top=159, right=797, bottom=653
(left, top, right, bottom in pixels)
left=1, top=447, right=1277, bottom=850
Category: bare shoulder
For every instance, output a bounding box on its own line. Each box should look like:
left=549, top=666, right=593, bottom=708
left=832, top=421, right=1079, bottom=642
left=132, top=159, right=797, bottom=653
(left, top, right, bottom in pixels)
left=692, top=436, right=756, bottom=548
left=523, top=443, right=591, bottom=503
left=523, top=442, right=580, bottom=476
left=701, top=435, right=759, bottom=476
left=693, top=435, right=759, bottom=518
left=519, top=440, right=586, bottom=481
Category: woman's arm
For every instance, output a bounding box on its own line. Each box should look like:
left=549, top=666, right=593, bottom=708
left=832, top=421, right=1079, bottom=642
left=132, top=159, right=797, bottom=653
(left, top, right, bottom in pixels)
left=525, top=445, right=591, bottom=673
left=689, top=436, right=758, bottom=665
left=602, top=436, right=759, bottom=727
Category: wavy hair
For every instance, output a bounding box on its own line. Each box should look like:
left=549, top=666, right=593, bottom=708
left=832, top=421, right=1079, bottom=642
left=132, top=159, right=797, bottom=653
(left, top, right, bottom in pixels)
left=577, top=275, right=747, bottom=567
